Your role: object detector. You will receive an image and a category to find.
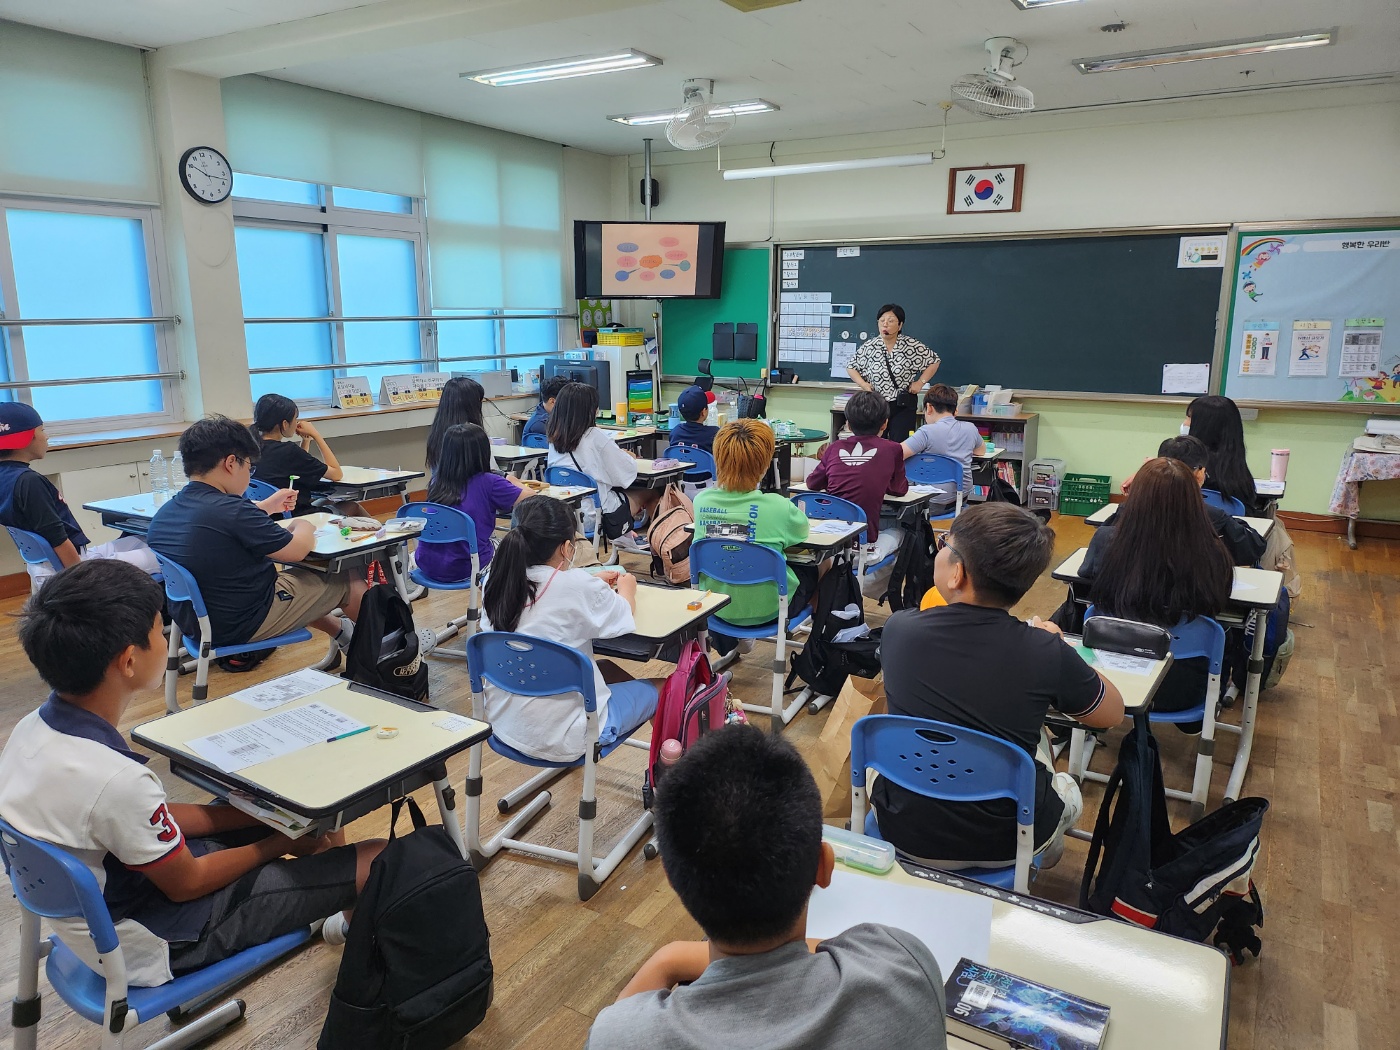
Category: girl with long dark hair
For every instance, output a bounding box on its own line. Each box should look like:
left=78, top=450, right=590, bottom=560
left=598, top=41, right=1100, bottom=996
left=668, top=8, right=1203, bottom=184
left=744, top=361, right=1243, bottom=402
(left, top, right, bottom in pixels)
left=1186, top=394, right=1262, bottom=513
left=479, top=495, right=664, bottom=762
left=1082, top=457, right=1233, bottom=719
left=425, top=377, right=485, bottom=471
left=418, top=422, right=525, bottom=580
left=249, top=393, right=352, bottom=515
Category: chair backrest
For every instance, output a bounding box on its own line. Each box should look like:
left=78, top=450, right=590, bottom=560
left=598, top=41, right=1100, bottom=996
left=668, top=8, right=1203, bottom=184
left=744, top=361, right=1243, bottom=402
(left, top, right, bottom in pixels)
left=152, top=552, right=210, bottom=619
left=0, top=819, right=119, bottom=954
left=663, top=444, right=716, bottom=477
left=1086, top=606, right=1224, bottom=673
left=465, top=632, right=597, bottom=713
left=688, top=537, right=789, bottom=595
left=1202, top=488, right=1247, bottom=516
left=790, top=491, right=868, bottom=544
left=905, top=453, right=962, bottom=489
left=401, top=501, right=478, bottom=552
left=522, top=433, right=548, bottom=449
left=245, top=478, right=290, bottom=519
left=4, top=526, right=65, bottom=572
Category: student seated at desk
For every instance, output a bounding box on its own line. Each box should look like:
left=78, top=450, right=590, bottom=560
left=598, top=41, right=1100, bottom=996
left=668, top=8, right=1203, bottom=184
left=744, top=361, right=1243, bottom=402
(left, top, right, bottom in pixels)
left=147, top=416, right=365, bottom=665
left=588, top=726, right=948, bottom=1050
left=0, top=561, right=386, bottom=985
left=876, top=504, right=1125, bottom=868
left=249, top=393, right=363, bottom=516
left=1185, top=394, right=1266, bottom=514
left=806, top=391, right=908, bottom=596
left=693, top=420, right=813, bottom=657
left=669, top=384, right=719, bottom=453
left=425, top=376, right=485, bottom=472
left=901, top=384, right=980, bottom=505
left=479, top=495, right=665, bottom=763
left=1082, top=458, right=1233, bottom=728
left=547, top=382, right=661, bottom=546
left=0, top=403, right=159, bottom=589
left=522, top=375, right=569, bottom=442
left=417, top=422, right=526, bottom=580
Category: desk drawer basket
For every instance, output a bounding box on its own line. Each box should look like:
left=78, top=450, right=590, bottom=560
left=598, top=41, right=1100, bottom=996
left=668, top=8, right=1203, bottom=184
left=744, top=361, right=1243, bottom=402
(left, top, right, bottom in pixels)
left=1059, top=473, right=1111, bottom=517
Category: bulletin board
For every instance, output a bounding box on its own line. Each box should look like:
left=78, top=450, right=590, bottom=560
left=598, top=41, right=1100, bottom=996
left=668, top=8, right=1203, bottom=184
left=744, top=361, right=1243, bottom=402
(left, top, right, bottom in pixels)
left=1219, top=220, right=1400, bottom=410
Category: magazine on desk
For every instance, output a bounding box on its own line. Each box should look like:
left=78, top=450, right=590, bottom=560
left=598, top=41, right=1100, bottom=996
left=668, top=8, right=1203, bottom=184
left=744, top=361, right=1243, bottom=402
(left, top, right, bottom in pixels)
left=944, top=957, right=1109, bottom=1050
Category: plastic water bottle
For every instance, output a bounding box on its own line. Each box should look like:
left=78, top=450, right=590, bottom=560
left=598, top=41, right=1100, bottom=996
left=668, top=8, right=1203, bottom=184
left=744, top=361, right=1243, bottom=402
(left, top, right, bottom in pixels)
left=148, top=450, right=171, bottom=499
left=659, top=739, right=683, bottom=768
left=170, top=451, right=188, bottom=490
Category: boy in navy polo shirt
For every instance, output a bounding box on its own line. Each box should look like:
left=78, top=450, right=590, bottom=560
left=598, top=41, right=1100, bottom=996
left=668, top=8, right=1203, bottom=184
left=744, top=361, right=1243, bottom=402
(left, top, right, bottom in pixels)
left=0, top=561, right=386, bottom=985
left=669, top=385, right=719, bottom=453
left=0, top=403, right=159, bottom=589
left=522, top=375, right=569, bottom=442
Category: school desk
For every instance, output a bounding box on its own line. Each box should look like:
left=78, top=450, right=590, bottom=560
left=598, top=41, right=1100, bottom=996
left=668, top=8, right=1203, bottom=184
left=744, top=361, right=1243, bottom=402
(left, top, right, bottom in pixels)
left=830, top=859, right=1230, bottom=1050
left=133, top=678, right=490, bottom=857
left=490, top=444, right=546, bottom=475
left=1328, top=447, right=1400, bottom=549
left=279, top=512, right=416, bottom=600
left=1052, top=549, right=1283, bottom=804
left=1062, top=634, right=1173, bottom=716
left=1085, top=503, right=1276, bottom=540
left=593, top=581, right=733, bottom=662
left=322, top=465, right=424, bottom=503
left=522, top=483, right=597, bottom=508
left=788, top=481, right=939, bottom=513
left=81, top=492, right=169, bottom=537
left=603, top=427, right=657, bottom=454
left=631, top=460, right=690, bottom=488
left=787, top=519, right=866, bottom=559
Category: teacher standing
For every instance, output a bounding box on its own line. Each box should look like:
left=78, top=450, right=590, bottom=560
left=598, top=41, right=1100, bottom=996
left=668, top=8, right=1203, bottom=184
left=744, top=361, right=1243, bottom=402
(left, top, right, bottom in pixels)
left=847, top=303, right=941, bottom=442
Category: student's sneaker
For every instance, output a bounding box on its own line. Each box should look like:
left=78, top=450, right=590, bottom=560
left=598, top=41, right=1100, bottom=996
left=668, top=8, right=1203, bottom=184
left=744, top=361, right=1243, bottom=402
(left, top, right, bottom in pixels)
left=612, top=531, right=651, bottom=554
left=333, top=617, right=355, bottom=652
left=319, top=911, right=350, bottom=946
left=735, top=638, right=756, bottom=655
left=1221, top=681, right=1241, bottom=708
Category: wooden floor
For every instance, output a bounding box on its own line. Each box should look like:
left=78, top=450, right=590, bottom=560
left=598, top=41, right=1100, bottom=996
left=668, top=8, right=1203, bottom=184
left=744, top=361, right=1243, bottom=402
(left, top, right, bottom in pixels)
left=0, top=516, right=1395, bottom=1048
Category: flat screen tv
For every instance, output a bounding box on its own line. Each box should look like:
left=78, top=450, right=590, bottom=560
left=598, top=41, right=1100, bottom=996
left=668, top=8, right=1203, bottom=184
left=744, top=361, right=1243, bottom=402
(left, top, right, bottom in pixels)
left=574, top=220, right=725, bottom=299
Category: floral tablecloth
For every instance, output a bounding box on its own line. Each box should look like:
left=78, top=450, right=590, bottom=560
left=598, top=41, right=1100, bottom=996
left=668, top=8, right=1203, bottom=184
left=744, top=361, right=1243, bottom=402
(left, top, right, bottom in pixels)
left=1329, top=447, right=1400, bottom=518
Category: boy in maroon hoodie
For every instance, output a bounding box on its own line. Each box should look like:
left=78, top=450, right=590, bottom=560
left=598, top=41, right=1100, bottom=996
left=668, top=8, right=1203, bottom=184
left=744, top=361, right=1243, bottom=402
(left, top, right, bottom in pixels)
left=806, top=391, right=908, bottom=596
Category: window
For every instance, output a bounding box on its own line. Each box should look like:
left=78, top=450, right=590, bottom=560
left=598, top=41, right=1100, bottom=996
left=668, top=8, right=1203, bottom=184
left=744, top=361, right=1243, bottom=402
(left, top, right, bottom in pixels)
left=234, top=175, right=429, bottom=404
left=0, top=199, right=176, bottom=430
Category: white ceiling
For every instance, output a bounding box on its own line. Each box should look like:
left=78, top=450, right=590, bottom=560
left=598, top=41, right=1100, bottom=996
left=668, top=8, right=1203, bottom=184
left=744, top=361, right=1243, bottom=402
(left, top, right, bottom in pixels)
left=4, top=0, right=1398, bottom=155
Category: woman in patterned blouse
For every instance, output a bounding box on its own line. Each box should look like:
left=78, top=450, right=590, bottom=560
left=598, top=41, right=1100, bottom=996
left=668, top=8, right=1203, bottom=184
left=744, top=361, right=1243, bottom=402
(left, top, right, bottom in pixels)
left=846, top=303, right=941, bottom=441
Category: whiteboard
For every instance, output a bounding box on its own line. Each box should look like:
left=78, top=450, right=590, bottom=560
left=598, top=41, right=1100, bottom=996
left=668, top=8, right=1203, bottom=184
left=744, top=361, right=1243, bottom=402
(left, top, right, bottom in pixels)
left=1220, top=222, right=1400, bottom=409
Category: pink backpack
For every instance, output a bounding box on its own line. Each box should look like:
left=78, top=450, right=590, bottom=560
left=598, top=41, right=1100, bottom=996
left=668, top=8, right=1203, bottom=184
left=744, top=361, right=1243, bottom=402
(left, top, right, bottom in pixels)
left=642, top=640, right=734, bottom=808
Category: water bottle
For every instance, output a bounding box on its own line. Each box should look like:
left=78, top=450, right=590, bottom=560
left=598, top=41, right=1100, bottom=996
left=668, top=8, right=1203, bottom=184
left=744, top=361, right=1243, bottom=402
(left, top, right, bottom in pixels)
left=659, top=739, right=683, bottom=768
left=170, top=451, right=188, bottom=490
left=148, top=450, right=171, bottom=499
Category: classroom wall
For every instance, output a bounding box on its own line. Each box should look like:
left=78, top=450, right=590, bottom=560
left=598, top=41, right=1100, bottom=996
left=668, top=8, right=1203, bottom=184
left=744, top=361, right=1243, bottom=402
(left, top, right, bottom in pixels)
left=637, top=84, right=1400, bottom=519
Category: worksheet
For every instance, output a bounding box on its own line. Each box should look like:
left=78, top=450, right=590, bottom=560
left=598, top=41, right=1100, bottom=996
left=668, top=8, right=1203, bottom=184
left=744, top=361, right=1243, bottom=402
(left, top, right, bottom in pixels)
left=188, top=702, right=365, bottom=773
left=231, top=668, right=341, bottom=711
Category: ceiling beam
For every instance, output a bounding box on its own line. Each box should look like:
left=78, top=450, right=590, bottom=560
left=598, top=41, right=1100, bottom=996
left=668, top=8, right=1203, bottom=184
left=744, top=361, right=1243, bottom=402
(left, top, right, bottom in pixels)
left=153, top=0, right=664, bottom=79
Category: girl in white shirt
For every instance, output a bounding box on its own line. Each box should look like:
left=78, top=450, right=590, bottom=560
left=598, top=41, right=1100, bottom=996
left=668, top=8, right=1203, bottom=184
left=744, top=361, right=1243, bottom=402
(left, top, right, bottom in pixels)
left=546, top=382, right=661, bottom=542
left=480, top=494, right=664, bottom=762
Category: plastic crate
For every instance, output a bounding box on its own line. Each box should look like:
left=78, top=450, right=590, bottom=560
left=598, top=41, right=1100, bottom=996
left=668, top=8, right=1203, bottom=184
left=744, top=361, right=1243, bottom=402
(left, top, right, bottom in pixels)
left=1028, top=458, right=1066, bottom=488
left=1059, top=472, right=1111, bottom=517
left=1028, top=484, right=1059, bottom=511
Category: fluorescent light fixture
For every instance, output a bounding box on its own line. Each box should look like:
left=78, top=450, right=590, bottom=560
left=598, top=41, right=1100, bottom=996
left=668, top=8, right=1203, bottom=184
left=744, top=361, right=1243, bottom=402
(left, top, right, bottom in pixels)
left=1075, top=30, right=1335, bottom=73
left=609, top=98, right=780, bottom=126
left=722, top=153, right=934, bottom=181
left=463, top=49, right=660, bottom=86
left=1009, top=0, right=1084, bottom=8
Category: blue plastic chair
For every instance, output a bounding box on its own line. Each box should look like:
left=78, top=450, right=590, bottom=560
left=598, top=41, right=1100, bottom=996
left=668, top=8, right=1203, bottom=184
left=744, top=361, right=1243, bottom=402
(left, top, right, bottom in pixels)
left=1, top=818, right=311, bottom=1050
left=402, top=502, right=479, bottom=659
left=1074, top=608, right=1226, bottom=819
left=904, top=453, right=965, bottom=522
left=1202, top=488, right=1247, bottom=516
left=689, top=537, right=813, bottom=732
left=5, top=525, right=66, bottom=589
left=851, top=714, right=1040, bottom=894
left=463, top=632, right=656, bottom=900
left=153, top=553, right=313, bottom=713
left=663, top=443, right=716, bottom=486
left=544, top=463, right=603, bottom=553
left=244, top=478, right=289, bottom=519
left=522, top=432, right=548, bottom=449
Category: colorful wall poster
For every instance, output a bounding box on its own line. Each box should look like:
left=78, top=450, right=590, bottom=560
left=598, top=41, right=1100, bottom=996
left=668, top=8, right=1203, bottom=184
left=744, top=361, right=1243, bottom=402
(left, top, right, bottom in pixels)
left=1239, top=322, right=1278, bottom=376
left=1339, top=318, right=1384, bottom=378
left=1288, top=320, right=1331, bottom=377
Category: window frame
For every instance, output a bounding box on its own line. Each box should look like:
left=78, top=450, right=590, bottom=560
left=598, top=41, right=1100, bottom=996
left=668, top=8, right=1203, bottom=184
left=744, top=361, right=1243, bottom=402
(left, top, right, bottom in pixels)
left=0, top=195, right=181, bottom=434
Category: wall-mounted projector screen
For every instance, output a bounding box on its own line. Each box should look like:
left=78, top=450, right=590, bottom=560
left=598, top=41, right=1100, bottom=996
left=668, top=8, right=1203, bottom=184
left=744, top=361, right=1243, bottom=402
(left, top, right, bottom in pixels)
left=574, top=220, right=726, bottom=299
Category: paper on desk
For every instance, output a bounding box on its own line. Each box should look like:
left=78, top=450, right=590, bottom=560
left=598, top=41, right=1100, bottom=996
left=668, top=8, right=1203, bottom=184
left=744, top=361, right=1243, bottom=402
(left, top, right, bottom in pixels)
left=434, top=715, right=477, bottom=733
left=227, top=791, right=314, bottom=838
left=1254, top=479, right=1284, bottom=496
left=808, top=519, right=859, bottom=535
left=230, top=668, right=341, bottom=711
left=1089, top=649, right=1156, bottom=676
left=807, top=867, right=992, bottom=982
left=187, top=702, right=366, bottom=773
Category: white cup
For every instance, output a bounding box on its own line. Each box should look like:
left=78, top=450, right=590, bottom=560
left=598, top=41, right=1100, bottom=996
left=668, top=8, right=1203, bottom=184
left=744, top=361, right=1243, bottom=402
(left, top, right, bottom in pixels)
left=1270, top=449, right=1290, bottom=482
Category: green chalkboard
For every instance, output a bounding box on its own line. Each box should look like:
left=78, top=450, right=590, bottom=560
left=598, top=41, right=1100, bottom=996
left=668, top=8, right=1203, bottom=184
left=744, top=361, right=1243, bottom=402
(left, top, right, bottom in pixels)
left=776, top=230, right=1227, bottom=396
left=660, top=248, right=769, bottom=381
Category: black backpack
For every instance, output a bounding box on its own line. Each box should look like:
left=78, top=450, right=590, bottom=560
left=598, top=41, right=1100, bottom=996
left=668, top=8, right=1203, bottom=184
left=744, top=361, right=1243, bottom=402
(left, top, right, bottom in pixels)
left=1080, top=725, right=1268, bottom=964
left=787, top=567, right=881, bottom=698
left=319, top=798, right=493, bottom=1050
left=343, top=583, right=428, bottom=702
left=880, top=505, right=936, bottom=612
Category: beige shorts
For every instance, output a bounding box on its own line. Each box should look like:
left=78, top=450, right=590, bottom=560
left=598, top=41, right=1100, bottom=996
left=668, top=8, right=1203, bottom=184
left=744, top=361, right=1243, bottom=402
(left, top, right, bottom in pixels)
left=250, top=567, right=351, bottom=642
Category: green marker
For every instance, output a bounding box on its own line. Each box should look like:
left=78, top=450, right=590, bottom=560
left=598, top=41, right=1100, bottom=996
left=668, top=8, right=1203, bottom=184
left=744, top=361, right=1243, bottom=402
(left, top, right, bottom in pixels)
left=326, top=725, right=374, bottom=744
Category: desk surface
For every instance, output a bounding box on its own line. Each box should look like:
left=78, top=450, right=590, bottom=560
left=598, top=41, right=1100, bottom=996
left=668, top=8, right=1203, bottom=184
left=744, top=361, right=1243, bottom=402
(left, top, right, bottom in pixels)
left=1084, top=503, right=1275, bottom=540
left=790, top=482, right=937, bottom=508
left=133, top=679, right=489, bottom=817
left=629, top=583, right=731, bottom=641
left=1064, top=633, right=1171, bottom=714
left=281, top=512, right=416, bottom=558
left=790, top=519, right=865, bottom=551
left=333, top=465, right=424, bottom=487
left=531, top=483, right=597, bottom=505
left=971, top=445, right=1003, bottom=460
left=1054, top=547, right=1283, bottom=609
left=491, top=444, right=546, bottom=463
left=634, top=460, right=688, bottom=481
left=83, top=492, right=169, bottom=518
left=1254, top=477, right=1285, bottom=498
left=854, top=862, right=1229, bottom=1050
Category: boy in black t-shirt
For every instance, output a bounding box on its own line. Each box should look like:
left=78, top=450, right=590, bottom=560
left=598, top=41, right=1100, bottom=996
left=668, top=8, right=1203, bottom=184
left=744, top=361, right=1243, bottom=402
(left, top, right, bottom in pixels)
left=669, top=385, right=719, bottom=453
left=875, top=503, right=1124, bottom=868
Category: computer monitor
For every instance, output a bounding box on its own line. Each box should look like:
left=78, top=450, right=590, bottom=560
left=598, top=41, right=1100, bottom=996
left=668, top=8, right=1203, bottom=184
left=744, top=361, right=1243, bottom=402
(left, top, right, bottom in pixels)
left=541, top=358, right=612, bottom=406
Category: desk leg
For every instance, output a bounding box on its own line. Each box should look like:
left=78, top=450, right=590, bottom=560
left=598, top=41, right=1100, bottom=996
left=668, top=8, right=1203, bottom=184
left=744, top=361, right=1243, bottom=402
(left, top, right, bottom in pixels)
left=434, top=775, right=468, bottom=860
left=1224, top=610, right=1268, bottom=803
left=1348, top=513, right=1359, bottom=550
left=385, top=540, right=413, bottom=605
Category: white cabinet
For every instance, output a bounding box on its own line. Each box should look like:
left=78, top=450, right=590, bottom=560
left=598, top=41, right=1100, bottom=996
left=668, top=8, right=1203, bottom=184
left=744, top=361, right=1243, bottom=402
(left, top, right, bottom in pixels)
left=57, top=463, right=147, bottom=545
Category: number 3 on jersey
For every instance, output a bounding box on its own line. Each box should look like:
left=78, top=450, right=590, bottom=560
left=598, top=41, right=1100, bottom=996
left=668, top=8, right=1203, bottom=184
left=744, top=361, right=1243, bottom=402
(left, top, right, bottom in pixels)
left=149, top=803, right=180, bottom=843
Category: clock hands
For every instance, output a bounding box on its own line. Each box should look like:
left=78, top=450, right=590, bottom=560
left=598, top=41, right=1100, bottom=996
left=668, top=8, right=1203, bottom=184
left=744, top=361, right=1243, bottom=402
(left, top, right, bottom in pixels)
left=189, top=164, right=228, bottom=184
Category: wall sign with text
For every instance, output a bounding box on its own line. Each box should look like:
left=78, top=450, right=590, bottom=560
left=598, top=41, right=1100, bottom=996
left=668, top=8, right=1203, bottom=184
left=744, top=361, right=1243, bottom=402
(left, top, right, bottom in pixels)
left=947, top=164, right=1024, bottom=214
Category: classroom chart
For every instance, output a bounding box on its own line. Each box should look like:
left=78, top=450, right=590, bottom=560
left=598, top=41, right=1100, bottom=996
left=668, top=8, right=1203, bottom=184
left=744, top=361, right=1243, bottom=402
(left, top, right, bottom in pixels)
left=1221, top=223, right=1400, bottom=407
left=769, top=230, right=1226, bottom=396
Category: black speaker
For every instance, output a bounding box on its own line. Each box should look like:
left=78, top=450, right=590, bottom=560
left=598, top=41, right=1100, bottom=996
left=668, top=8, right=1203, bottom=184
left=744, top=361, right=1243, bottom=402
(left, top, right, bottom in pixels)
left=639, top=178, right=660, bottom=208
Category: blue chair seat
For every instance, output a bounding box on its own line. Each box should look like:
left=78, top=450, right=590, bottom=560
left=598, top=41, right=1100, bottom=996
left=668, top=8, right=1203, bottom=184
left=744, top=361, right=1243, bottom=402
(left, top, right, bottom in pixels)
left=407, top=567, right=474, bottom=592
left=177, top=628, right=314, bottom=663
left=861, top=809, right=1043, bottom=891
left=705, top=604, right=812, bottom=639
left=486, top=725, right=640, bottom=769
left=45, top=928, right=311, bottom=1026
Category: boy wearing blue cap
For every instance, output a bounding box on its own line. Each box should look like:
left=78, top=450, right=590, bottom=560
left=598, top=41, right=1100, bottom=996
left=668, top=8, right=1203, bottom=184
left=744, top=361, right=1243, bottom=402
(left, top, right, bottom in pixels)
left=670, top=385, right=718, bottom=453
left=0, top=403, right=159, bottom=589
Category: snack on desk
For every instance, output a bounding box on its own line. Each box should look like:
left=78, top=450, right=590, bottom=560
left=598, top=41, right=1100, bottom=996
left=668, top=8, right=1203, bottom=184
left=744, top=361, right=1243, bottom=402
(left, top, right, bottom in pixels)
left=330, top=516, right=383, bottom=533
left=518, top=478, right=550, bottom=492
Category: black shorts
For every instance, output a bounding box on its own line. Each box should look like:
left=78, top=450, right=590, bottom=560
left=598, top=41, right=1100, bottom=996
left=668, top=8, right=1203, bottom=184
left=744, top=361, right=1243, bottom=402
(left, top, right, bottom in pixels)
left=167, top=836, right=357, bottom=975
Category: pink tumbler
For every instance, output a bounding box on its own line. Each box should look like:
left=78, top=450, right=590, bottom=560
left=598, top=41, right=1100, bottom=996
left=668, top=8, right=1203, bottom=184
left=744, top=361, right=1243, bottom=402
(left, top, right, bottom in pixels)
left=1270, top=449, right=1290, bottom=482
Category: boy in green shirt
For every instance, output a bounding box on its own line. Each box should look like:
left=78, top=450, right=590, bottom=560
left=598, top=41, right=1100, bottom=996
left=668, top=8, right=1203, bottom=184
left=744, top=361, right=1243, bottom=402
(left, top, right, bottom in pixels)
left=693, top=421, right=812, bottom=649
